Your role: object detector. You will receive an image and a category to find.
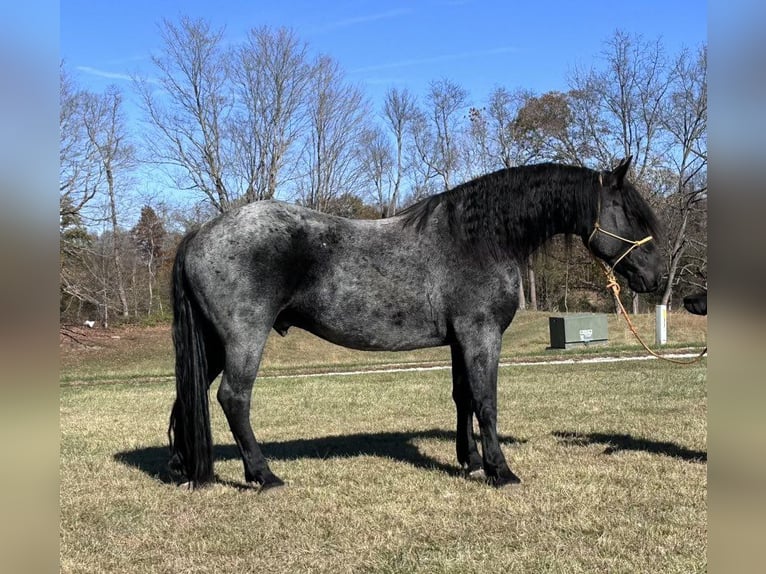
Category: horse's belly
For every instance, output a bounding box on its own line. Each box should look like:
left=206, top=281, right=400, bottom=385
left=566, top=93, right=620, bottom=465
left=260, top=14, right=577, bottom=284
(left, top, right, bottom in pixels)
left=276, top=298, right=446, bottom=351
left=315, top=326, right=444, bottom=351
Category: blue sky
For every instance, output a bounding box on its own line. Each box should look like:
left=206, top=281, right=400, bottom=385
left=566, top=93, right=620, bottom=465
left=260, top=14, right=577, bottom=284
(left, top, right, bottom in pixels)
left=62, top=0, right=707, bottom=113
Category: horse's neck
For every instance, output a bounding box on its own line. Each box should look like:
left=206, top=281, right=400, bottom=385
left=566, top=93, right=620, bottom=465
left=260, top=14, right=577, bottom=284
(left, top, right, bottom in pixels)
left=499, top=185, right=587, bottom=258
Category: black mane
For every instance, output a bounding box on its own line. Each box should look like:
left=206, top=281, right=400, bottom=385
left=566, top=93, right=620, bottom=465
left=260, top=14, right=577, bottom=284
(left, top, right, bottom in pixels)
left=400, top=163, right=602, bottom=260
left=618, top=177, right=661, bottom=240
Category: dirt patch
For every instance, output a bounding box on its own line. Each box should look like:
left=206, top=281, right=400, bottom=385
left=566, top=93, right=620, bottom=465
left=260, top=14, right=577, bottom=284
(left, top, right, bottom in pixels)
left=60, top=324, right=174, bottom=378
left=60, top=324, right=168, bottom=348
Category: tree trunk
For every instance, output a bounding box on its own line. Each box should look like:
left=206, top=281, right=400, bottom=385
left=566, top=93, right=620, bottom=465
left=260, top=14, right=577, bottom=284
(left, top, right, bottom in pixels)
left=101, top=274, right=109, bottom=329
left=131, top=258, right=138, bottom=317
left=106, top=167, right=129, bottom=318
left=528, top=260, right=537, bottom=311
left=388, top=129, right=403, bottom=217
left=147, top=259, right=154, bottom=316
left=661, top=208, right=690, bottom=307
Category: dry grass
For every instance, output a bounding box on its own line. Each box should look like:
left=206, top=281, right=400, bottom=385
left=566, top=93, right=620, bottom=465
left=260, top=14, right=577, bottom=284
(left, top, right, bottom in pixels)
left=60, top=319, right=707, bottom=572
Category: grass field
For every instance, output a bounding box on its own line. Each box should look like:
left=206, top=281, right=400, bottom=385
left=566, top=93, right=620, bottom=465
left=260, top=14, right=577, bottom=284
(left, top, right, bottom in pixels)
left=60, top=310, right=706, bottom=384
left=60, top=311, right=707, bottom=573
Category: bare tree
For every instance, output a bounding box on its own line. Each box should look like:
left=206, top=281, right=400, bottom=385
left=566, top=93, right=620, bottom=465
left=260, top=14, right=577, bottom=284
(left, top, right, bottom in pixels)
left=358, top=126, right=393, bottom=216
left=299, top=55, right=369, bottom=212
left=487, top=87, right=517, bottom=168
left=659, top=46, right=707, bottom=306
left=136, top=17, right=233, bottom=212
left=406, top=107, right=439, bottom=202
left=486, top=86, right=535, bottom=167
left=81, top=86, right=134, bottom=319
left=465, top=106, right=495, bottom=178
left=230, top=26, right=311, bottom=202
left=60, top=63, right=102, bottom=324
left=564, top=82, right=612, bottom=166
left=381, top=87, right=417, bottom=216
left=568, top=31, right=673, bottom=175
left=412, top=79, right=469, bottom=191
left=60, top=63, right=100, bottom=225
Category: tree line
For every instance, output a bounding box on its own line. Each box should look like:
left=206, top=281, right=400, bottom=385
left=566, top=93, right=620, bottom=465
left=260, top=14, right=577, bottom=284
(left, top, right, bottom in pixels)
left=60, top=18, right=707, bottom=327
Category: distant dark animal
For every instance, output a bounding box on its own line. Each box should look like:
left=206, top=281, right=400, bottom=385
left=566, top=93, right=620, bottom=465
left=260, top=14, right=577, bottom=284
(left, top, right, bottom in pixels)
left=169, top=156, right=661, bottom=490
left=683, top=292, right=708, bottom=316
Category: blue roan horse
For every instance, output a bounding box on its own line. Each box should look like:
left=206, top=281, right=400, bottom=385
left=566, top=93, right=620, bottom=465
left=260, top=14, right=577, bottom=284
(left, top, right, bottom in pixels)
left=169, top=156, right=661, bottom=490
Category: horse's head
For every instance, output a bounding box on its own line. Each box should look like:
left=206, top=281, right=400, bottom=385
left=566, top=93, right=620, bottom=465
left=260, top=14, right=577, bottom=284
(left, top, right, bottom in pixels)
left=587, top=156, right=662, bottom=293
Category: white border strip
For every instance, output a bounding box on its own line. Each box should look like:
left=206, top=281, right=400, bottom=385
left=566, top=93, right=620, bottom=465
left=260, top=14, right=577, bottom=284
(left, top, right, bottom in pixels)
left=261, top=352, right=706, bottom=380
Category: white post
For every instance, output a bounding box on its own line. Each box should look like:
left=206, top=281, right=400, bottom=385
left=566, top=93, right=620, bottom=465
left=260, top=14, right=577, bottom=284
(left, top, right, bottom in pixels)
left=655, top=304, right=667, bottom=346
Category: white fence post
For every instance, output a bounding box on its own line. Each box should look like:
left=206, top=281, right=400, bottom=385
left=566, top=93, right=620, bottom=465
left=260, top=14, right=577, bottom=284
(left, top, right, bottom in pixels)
left=655, top=304, right=667, bottom=346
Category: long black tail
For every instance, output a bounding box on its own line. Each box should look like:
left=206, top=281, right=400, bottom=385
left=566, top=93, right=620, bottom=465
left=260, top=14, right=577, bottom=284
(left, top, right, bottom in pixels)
left=168, top=229, right=214, bottom=486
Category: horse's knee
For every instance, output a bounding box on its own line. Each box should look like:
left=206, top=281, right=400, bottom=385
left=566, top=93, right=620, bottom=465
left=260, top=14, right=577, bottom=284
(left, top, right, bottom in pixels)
left=475, top=401, right=497, bottom=426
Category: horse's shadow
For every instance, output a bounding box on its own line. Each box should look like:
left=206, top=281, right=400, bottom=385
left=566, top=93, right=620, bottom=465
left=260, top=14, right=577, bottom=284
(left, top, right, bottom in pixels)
left=552, top=430, right=707, bottom=462
left=114, top=427, right=524, bottom=485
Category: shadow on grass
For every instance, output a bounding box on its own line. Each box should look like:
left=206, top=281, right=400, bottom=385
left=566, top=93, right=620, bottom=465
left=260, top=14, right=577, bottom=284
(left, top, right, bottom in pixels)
left=114, top=427, right=524, bottom=484
left=552, top=430, right=707, bottom=463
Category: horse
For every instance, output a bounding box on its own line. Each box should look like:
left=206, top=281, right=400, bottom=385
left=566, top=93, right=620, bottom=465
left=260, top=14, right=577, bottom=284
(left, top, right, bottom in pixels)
left=683, top=292, right=707, bottom=315
left=169, top=156, right=661, bottom=490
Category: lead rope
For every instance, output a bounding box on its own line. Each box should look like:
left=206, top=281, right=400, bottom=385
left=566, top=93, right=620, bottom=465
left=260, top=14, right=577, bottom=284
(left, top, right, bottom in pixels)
left=595, top=259, right=707, bottom=365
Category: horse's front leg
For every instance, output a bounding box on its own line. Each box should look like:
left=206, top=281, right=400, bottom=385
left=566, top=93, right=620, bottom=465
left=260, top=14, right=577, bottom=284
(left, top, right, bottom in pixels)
left=453, top=325, right=520, bottom=487
left=450, top=343, right=483, bottom=478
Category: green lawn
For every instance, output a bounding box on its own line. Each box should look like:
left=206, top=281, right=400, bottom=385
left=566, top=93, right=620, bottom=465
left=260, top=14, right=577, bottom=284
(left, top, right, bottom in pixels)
left=60, top=316, right=707, bottom=573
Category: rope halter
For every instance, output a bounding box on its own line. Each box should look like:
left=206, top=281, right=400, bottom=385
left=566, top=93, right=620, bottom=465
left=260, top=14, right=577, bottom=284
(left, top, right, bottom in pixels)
left=587, top=222, right=654, bottom=274
left=587, top=172, right=654, bottom=276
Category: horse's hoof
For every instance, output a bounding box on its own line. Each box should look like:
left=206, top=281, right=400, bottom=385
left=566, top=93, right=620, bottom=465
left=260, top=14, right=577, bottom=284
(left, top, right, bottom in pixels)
left=178, top=481, right=195, bottom=491
left=250, top=476, right=286, bottom=494
left=489, top=472, right=522, bottom=488
left=466, top=468, right=486, bottom=481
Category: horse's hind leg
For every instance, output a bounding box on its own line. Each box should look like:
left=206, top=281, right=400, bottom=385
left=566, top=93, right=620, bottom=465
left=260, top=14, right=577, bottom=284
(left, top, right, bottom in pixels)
left=450, top=344, right=483, bottom=478
left=217, top=330, right=284, bottom=490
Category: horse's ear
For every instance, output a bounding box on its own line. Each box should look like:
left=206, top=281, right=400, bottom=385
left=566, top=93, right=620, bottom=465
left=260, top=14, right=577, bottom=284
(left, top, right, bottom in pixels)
left=611, top=156, right=633, bottom=189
